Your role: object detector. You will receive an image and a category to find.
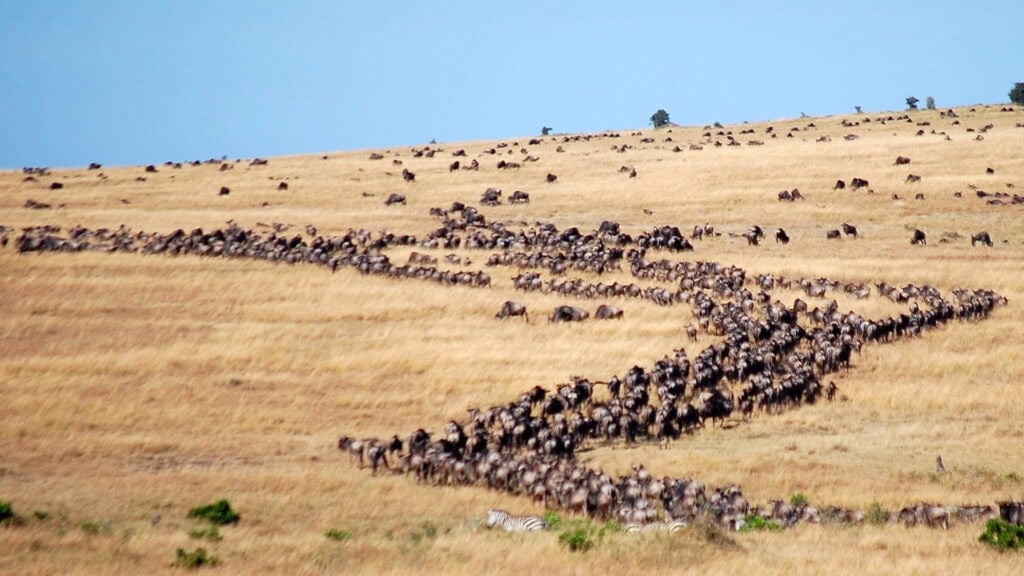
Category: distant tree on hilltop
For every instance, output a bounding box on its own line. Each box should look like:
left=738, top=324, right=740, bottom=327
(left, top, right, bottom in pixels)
left=541, top=126, right=552, bottom=136
left=1010, top=83, right=1024, bottom=105
left=906, top=96, right=919, bottom=111
left=650, top=109, right=670, bottom=128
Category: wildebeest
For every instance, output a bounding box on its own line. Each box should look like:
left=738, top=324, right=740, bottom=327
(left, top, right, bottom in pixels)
left=790, top=188, right=803, bottom=200
left=775, top=228, right=790, bottom=244
left=745, top=225, right=764, bottom=246
left=895, top=156, right=911, bottom=165
left=385, top=193, right=407, bottom=206
left=998, top=501, right=1024, bottom=525
left=595, top=304, right=623, bottom=320
left=826, top=229, right=841, bottom=240
left=851, top=177, right=869, bottom=190
left=911, top=229, right=927, bottom=245
left=219, top=186, right=230, bottom=196
left=481, top=188, right=502, bottom=206
left=402, top=168, right=415, bottom=182
left=905, top=174, right=921, bottom=183
left=549, top=305, right=588, bottom=323
left=277, top=181, right=289, bottom=190
left=449, top=160, right=460, bottom=172
left=509, top=190, right=530, bottom=204
left=369, top=152, right=384, bottom=160
left=778, top=189, right=793, bottom=201
left=841, top=223, right=858, bottom=238
left=546, top=173, right=558, bottom=183
left=496, top=300, right=529, bottom=322
left=49, top=181, right=64, bottom=190
left=971, top=231, right=992, bottom=246
left=834, top=179, right=847, bottom=190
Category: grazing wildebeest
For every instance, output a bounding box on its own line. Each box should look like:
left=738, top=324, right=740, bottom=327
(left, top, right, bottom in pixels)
left=219, top=186, right=230, bottom=196
left=369, top=152, right=384, bottom=160
left=449, top=160, right=460, bottom=172
left=49, top=182, right=64, bottom=190
left=841, top=223, right=858, bottom=238
left=481, top=188, right=502, bottom=206
left=775, top=228, right=790, bottom=244
left=905, top=174, right=921, bottom=183
left=549, top=305, right=588, bottom=323
left=496, top=301, right=529, bottom=322
left=402, top=168, right=415, bottom=182
left=971, top=231, right=993, bottom=246
left=834, top=179, right=847, bottom=190
left=998, top=501, right=1024, bottom=525
left=911, top=229, right=927, bottom=245
left=914, top=193, right=925, bottom=200
left=790, top=188, right=803, bottom=200
left=778, top=189, right=792, bottom=201
left=850, top=177, right=869, bottom=190
left=145, top=164, right=158, bottom=173
left=546, top=173, right=558, bottom=183
left=826, top=229, right=841, bottom=240
left=277, top=181, right=288, bottom=190
left=385, top=193, right=406, bottom=206
left=509, top=190, right=530, bottom=204
left=595, top=304, right=623, bottom=320
left=895, top=156, right=911, bottom=165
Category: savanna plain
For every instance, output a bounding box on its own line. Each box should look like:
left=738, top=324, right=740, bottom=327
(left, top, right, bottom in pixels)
left=1, top=104, right=1023, bottom=575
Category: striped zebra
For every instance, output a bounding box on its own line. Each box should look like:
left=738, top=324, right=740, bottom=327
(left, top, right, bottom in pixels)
left=485, top=509, right=547, bottom=532
left=624, top=521, right=687, bottom=534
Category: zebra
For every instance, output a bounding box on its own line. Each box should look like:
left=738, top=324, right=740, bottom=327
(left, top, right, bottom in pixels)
left=624, top=521, right=687, bottom=534
left=485, top=509, right=547, bottom=532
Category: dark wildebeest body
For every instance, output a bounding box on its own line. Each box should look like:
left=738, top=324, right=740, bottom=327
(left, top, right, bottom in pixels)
left=386, top=193, right=406, bottom=206
left=841, top=223, right=858, bottom=238
left=971, top=231, right=993, bottom=246
left=549, top=305, right=589, bottom=323
left=895, top=155, right=911, bottom=165
left=509, top=190, right=530, bottom=204
left=595, top=304, right=624, bottom=320
left=851, top=177, right=869, bottom=190
left=402, top=168, right=415, bottom=182
left=826, top=229, right=841, bottom=240
left=834, top=179, right=846, bottom=190
left=496, top=301, right=529, bottom=322
left=775, top=228, right=790, bottom=244
left=998, top=501, right=1024, bottom=525
left=911, top=229, right=927, bottom=245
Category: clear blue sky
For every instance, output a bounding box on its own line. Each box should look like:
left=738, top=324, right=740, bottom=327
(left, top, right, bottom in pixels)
left=1, top=1, right=1020, bottom=168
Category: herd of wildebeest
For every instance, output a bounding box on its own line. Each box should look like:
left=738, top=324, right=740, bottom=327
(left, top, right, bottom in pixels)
left=5, top=105, right=1023, bottom=534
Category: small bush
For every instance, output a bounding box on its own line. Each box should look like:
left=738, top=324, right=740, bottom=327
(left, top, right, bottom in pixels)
left=172, top=547, right=220, bottom=570
left=650, top=109, right=671, bottom=128
left=0, top=501, right=14, bottom=525
left=558, top=527, right=594, bottom=552
left=926, top=96, right=936, bottom=110
left=979, top=518, right=1024, bottom=551
left=188, top=500, right=239, bottom=525
left=543, top=511, right=563, bottom=530
left=409, top=521, right=438, bottom=544
left=79, top=520, right=109, bottom=535
left=188, top=525, right=222, bottom=542
left=789, top=493, right=809, bottom=507
left=739, top=515, right=781, bottom=533
left=865, top=502, right=891, bottom=526
left=325, top=528, right=353, bottom=542
left=33, top=511, right=50, bottom=521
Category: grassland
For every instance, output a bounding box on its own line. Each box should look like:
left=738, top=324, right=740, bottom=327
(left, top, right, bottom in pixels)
left=1, top=104, right=1023, bottom=574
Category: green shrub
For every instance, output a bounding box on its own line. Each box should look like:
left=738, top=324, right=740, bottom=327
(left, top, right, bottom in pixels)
left=325, top=528, right=353, bottom=541
left=543, top=511, right=563, bottom=530
left=0, top=501, right=13, bottom=525
left=789, top=493, right=809, bottom=507
left=650, top=109, right=670, bottom=128
left=865, top=502, right=891, bottom=526
left=558, top=527, right=594, bottom=552
left=188, top=525, right=222, bottom=542
left=739, top=515, right=781, bottom=533
left=172, top=547, right=220, bottom=569
left=79, top=520, right=109, bottom=535
left=33, top=511, right=50, bottom=521
left=409, top=521, right=438, bottom=544
left=979, top=518, right=1024, bottom=551
left=188, top=500, right=239, bottom=525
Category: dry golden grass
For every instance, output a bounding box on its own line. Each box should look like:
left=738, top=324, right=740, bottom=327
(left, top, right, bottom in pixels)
left=2, top=104, right=1024, bottom=574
